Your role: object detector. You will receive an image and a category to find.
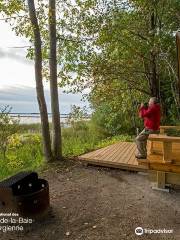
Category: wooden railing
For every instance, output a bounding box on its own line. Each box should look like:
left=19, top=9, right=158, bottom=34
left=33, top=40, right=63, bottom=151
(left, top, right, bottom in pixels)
left=160, top=125, right=180, bottom=134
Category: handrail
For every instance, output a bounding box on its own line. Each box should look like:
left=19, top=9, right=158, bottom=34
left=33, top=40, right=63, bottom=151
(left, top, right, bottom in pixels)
left=160, top=125, right=180, bottom=134
left=148, top=134, right=180, bottom=142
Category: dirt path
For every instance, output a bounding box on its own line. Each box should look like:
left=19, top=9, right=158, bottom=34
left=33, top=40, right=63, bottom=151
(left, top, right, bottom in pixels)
left=1, top=160, right=180, bottom=240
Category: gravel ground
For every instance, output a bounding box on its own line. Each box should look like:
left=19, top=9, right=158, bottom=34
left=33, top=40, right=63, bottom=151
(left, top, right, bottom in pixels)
left=0, top=160, right=180, bottom=240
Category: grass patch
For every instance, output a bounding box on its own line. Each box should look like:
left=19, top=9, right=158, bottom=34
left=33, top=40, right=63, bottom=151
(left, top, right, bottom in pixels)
left=0, top=121, right=134, bottom=180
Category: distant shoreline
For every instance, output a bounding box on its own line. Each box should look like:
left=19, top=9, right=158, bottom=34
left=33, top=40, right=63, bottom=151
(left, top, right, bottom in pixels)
left=9, top=113, right=91, bottom=124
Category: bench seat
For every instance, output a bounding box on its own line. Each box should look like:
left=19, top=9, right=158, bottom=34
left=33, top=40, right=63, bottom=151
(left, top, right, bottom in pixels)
left=148, top=134, right=180, bottom=163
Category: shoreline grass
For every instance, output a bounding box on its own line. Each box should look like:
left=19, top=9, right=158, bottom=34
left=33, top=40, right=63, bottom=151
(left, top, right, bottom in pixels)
left=0, top=121, right=134, bottom=180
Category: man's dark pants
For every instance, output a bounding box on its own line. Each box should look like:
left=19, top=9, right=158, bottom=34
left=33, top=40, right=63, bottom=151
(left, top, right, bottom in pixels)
left=135, top=128, right=160, bottom=158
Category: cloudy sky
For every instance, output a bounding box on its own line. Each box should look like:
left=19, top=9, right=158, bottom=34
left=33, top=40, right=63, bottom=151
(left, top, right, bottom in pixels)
left=0, top=20, right=89, bottom=114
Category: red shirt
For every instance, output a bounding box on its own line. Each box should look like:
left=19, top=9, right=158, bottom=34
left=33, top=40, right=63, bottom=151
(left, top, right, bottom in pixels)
left=139, top=104, right=161, bottom=131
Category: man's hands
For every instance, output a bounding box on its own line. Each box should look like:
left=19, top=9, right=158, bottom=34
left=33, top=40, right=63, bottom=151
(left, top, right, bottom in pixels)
left=140, top=102, right=149, bottom=109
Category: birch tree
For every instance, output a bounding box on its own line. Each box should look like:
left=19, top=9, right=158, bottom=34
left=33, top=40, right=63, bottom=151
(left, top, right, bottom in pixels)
left=27, top=0, right=53, bottom=161
left=49, top=0, right=62, bottom=160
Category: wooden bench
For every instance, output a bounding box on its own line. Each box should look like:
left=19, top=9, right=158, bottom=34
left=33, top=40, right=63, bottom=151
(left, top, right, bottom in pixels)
left=148, top=134, right=180, bottom=163
left=147, top=131, right=180, bottom=191
left=148, top=126, right=180, bottom=155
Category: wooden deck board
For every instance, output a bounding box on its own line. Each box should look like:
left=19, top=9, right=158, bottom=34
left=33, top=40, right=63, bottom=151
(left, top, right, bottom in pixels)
left=128, top=144, right=138, bottom=165
left=107, top=142, right=129, bottom=163
left=111, top=143, right=132, bottom=164
left=90, top=143, right=121, bottom=161
left=99, top=142, right=124, bottom=161
left=124, top=143, right=136, bottom=164
left=78, top=141, right=148, bottom=171
left=81, top=144, right=113, bottom=158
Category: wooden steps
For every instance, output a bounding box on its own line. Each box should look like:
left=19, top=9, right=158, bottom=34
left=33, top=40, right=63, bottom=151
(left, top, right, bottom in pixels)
left=138, top=156, right=180, bottom=173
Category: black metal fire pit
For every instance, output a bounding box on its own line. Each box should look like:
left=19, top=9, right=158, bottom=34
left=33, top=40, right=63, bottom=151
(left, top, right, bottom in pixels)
left=0, top=171, right=50, bottom=217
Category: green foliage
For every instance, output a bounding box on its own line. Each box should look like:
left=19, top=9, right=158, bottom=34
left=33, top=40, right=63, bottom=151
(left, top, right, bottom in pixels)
left=62, top=120, right=107, bottom=156
left=2, top=0, right=180, bottom=135
left=0, top=0, right=24, bottom=16
left=166, top=128, right=180, bottom=137
left=0, top=133, right=43, bottom=180
left=77, top=0, right=180, bottom=131
left=0, top=106, right=20, bottom=159
left=0, top=120, right=133, bottom=180
left=95, top=135, right=133, bottom=149
left=18, top=123, right=42, bottom=133
left=67, top=104, right=89, bottom=125
left=90, top=88, right=144, bottom=135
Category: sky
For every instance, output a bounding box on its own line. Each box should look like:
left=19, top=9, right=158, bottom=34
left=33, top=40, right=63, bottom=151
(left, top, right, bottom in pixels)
left=0, top=20, right=89, bottom=114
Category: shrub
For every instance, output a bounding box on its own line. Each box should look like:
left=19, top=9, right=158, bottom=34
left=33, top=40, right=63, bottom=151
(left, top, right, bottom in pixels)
left=0, top=106, right=20, bottom=159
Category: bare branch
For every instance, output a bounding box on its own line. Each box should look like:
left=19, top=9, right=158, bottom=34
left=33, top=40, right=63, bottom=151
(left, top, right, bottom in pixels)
left=0, top=15, right=28, bottom=21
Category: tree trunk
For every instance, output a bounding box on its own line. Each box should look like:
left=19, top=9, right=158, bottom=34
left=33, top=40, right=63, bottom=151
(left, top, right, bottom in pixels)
left=176, top=32, right=180, bottom=116
left=49, top=0, right=62, bottom=160
left=149, top=51, right=159, bottom=98
left=149, top=11, right=160, bottom=99
left=27, top=0, right=53, bottom=161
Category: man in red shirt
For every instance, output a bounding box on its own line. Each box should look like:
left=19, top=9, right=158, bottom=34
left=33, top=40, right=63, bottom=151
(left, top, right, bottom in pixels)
left=135, top=97, right=161, bottom=159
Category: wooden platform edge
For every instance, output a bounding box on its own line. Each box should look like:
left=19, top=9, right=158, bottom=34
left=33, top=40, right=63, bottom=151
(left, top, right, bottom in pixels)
left=77, top=157, right=148, bottom=172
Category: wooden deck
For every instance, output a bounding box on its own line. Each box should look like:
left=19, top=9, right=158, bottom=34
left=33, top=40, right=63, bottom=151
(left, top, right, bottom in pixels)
left=78, top=142, right=148, bottom=172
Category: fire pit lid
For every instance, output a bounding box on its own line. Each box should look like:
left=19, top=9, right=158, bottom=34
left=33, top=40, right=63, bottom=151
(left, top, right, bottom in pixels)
left=0, top=171, right=38, bottom=188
